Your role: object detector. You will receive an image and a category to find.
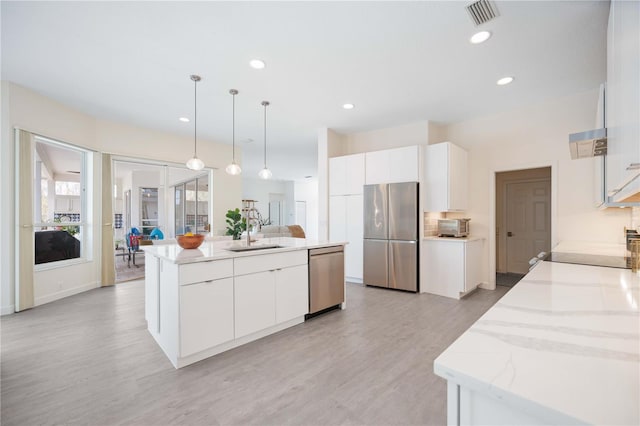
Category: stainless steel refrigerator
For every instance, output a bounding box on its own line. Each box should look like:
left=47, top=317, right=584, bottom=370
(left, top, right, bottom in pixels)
left=363, top=182, right=419, bottom=292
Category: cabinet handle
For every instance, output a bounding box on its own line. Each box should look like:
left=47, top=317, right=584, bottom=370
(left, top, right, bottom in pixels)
left=507, top=231, right=513, bottom=237
left=627, top=163, right=640, bottom=171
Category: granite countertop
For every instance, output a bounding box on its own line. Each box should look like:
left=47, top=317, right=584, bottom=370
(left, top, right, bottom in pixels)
left=142, top=237, right=347, bottom=264
left=434, top=259, right=639, bottom=425
left=553, top=240, right=628, bottom=257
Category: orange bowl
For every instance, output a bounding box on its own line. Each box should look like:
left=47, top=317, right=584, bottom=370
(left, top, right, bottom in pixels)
left=176, top=234, right=205, bottom=249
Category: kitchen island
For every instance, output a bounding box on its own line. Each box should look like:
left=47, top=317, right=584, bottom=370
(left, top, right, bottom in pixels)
left=434, top=242, right=639, bottom=425
left=143, top=237, right=346, bottom=368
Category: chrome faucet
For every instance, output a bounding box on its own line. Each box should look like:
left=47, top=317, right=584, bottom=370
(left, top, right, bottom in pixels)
left=242, top=199, right=259, bottom=247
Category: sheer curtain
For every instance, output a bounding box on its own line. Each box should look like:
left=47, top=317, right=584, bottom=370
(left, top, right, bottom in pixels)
left=101, top=153, right=115, bottom=286
left=15, top=129, right=35, bottom=311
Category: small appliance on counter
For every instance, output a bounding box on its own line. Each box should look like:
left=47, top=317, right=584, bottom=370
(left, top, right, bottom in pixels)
left=437, top=218, right=470, bottom=238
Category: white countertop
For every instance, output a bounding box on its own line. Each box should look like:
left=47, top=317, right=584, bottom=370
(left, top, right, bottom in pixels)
left=142, top=237, right=347, bottom=264
left=434, top=261, right=639, bottom=425
left=553, top=240, right=628, bottom=257
left=423, top=236, right=484, bottom=243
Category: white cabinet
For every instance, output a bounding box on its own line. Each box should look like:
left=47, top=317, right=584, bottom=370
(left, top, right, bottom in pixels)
left=329, top=153, right=365, bottom=195
left=54, top=196, right=81, bottom=213
left=234, top=271, right=277, bottom=338
left=329, top=194, right=363, bottom=282
left=365, top=146, right=419, bottom=184
left=424, top=142, right=468, bottom=212
left=275, top=264, right=309, bottom=323
left=606, top=0, right=640, bottom=202
left=421, top=238, right=483, bottom=299
left=234, top=251, right=308, bottom=339
left=180, top=278, right=234, bottom=357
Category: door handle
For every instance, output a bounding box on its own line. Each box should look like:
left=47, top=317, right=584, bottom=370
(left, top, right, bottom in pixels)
left=507, top=232, right=513, bottom=237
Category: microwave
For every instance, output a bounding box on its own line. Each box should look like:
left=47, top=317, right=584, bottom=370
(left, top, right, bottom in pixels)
left=437, top=219, right=470, bottom=237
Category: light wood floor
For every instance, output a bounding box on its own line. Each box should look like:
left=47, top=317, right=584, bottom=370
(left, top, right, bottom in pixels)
left=1, top=281, right=508, bottom=425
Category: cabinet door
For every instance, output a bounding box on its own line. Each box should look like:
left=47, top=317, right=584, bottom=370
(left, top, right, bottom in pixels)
left=275, top=264, right=309, bottom=323
left=346, top=154, right=365, bottom=194
left=180, top=278, right=234, bottom=357
left=424, top=143, right=449, bottom=212
left=329, top=196, right=347, bottom=242
left=145, top=254, right=160, bottom=332
left=464, top=240, right=483, bottom=293
left=329, top=156, right=348, bottom=196
left=345, top=194, right=363, bottom=280
left=387, top=146, right=419, bottom=183
left=365, top=150, right=389, bottom=185
left=448, top=144, right=468, bottom=211
left=607, top=0, right=640, bottom=202
left=234, top=271, right=276, bottom=338
left=422, top=240, right=464, bottom=298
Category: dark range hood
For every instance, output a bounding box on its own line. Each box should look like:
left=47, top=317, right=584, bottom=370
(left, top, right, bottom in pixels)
left=569, top=128, right=607, bottom=159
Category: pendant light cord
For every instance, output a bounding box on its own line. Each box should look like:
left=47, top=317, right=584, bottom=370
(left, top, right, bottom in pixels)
left=232, top=92, right=236, bottom=162
left=193, top=78, right=197, bottom=157
left=263, top=103, right=267, bottom=168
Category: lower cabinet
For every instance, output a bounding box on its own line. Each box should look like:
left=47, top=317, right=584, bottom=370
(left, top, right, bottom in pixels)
left=180, top=278, right=234, bottom=357
left=234, top=263, right=309, bottom=339
left=234, top=271, right=277, bottom=339
left=421, top=238, right=483, bottom=299
left=275, top=264, right=309, bottom=323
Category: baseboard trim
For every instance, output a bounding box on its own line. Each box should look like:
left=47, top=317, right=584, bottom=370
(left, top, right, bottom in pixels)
left=1, top=304, right=15, bottom=316
left=35, top=281, right=100, bottom=307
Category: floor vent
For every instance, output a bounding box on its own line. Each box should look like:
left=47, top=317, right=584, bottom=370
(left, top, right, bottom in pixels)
left=466, top=0, right=499, bottom=26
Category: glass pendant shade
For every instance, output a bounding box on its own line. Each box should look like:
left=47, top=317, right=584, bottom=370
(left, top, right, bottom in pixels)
left=186, top=156, right=204, bottom=171
left=186, top=74, right=205, bottom=170
left=225, top=162, right=242, bottom=175
left=258, top=167, right=272, bottom=179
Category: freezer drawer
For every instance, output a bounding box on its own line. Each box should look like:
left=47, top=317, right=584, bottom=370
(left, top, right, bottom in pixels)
left=363, top=239, right=389, bottom=288
left=363, top=184, right=388, bottom=240
left=389, top=240, right=418, bottom=292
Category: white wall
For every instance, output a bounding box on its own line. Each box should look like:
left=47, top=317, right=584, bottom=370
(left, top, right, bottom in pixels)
left=444, top=88, right=631, bottom=287
left=344, top=120, right=430, bottom=153
left=294, top=179, right=319, bottom=240
left=1, top=82, right=242, bottom=314
left=242, top=178, right=295, bottom=226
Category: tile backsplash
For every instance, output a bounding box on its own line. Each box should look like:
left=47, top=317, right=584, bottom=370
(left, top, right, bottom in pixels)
left=423, top=212, right=444, bottom=237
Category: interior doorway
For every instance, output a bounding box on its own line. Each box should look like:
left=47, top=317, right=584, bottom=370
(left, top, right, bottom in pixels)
left=496, top=167, right=551, bottom=287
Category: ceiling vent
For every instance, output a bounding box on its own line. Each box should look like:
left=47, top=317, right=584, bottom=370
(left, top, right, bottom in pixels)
left=466, top=0, right=499, bottom=26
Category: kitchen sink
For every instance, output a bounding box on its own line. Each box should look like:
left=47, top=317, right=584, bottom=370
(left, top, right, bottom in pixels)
left=226, top=244, right=282, bottom=252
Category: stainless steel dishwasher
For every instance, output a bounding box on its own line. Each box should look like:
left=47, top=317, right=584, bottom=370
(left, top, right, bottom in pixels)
left=308, top=246, right=345, bottom=315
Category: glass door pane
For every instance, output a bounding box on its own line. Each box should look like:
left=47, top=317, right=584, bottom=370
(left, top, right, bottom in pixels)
left=140, top=187, right=158, bottom=237
left=174, top=184, right=185, bottom=235
left=185, top=180, right=196, bottom=234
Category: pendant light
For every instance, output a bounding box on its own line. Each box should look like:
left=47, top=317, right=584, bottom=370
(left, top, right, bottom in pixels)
left=225, top=89, right=242, bottom=175
left=186, top=75, right=205, bottom=171
left=258, top=100, right=272, bottom=179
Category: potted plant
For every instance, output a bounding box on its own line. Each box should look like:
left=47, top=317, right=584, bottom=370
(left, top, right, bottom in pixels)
left=225, top=208, right=246, bottom=240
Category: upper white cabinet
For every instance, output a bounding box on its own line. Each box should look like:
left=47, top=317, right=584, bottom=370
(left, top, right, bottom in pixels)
left=365, top=146, right=419, bottom=184
left=329, top=153, right=365, bottom=195
left=54, top=196, right=81, bottom=213
left=606, top=0, right=640, bottom=202
left=424, top=142, right=468, bottom=212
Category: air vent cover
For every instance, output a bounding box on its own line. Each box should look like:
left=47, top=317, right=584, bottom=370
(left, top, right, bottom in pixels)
left=466, top=0, right=499, bottom=26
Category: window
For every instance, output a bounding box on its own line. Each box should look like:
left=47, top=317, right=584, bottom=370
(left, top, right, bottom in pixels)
left=174, top=176, right=209, bottom=235
left=34, top=137, right=88, bottom=266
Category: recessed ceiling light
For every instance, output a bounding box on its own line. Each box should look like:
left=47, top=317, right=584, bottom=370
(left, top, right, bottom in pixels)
left=250, top=59, right=266, bottom=69
left=496, top=76, right=514, bottom=86
left=343, top=103, right=355, bottom=110
left=470, top=30, right=492, bottom=44
left=179, top=117, right=190, bottom=122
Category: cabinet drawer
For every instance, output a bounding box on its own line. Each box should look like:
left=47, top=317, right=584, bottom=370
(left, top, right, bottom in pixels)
left=179, top=259, right=234, bottom=285
left=234, top=250, right=307, bottom=276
